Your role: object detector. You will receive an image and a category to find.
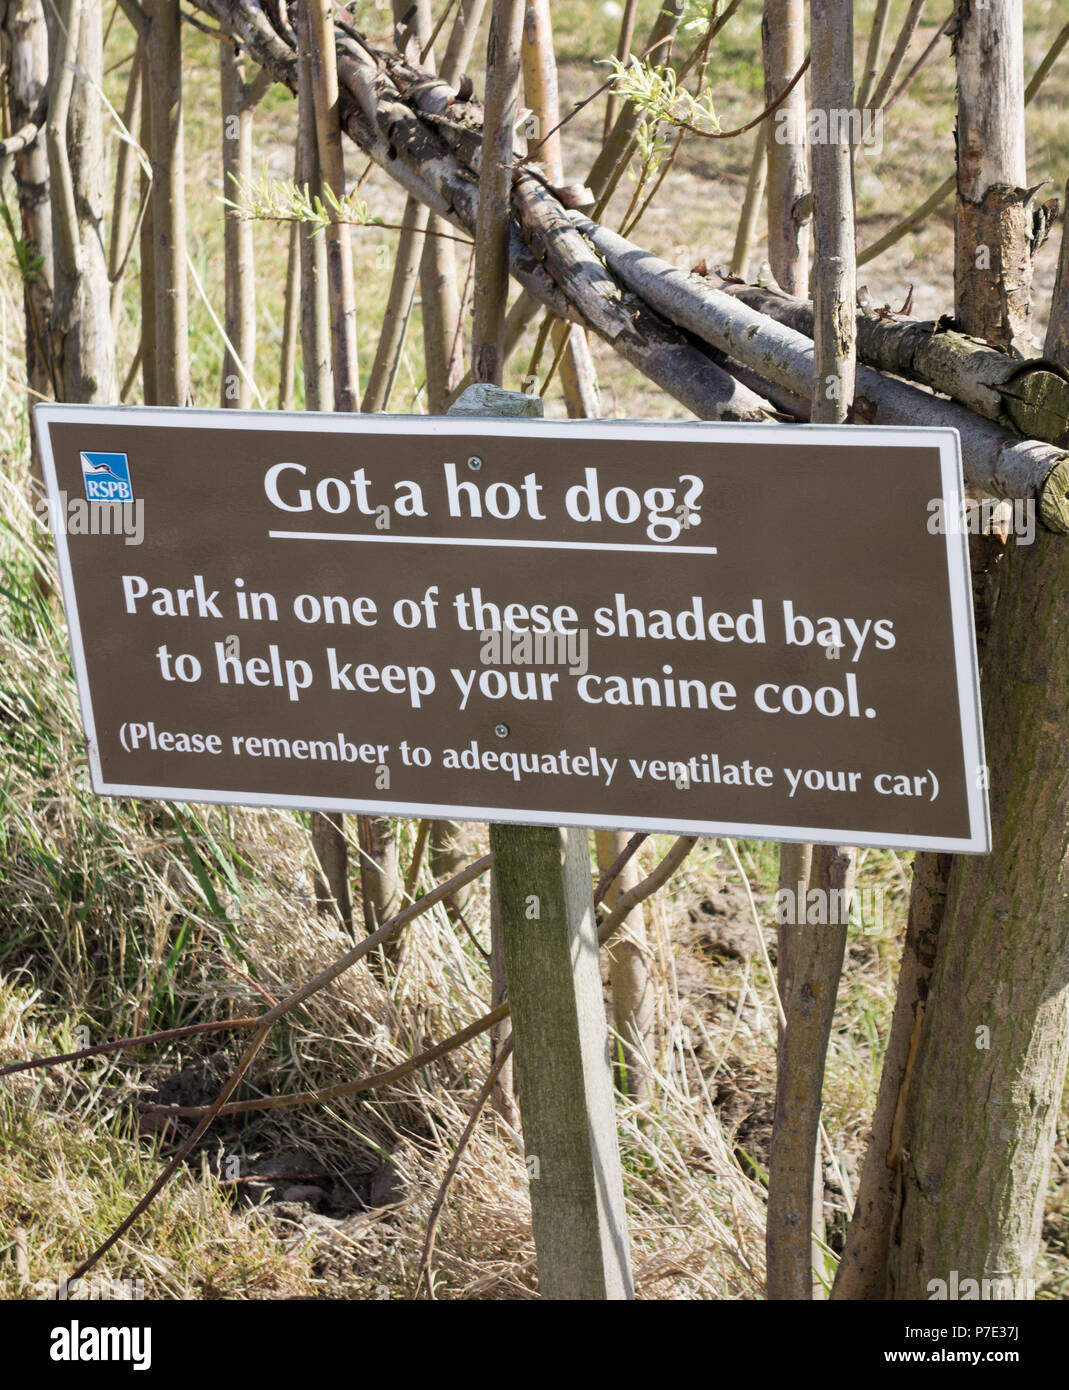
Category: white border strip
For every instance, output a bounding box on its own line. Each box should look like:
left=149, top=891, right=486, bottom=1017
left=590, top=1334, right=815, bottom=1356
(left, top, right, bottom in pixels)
left=268, top=530, right=719, bottom=555
left=34, top=403, right=991, bottom=855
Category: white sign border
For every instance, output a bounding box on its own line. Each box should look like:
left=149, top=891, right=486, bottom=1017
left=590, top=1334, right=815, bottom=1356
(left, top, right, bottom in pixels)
left=35, top=403, right=991, bottom=855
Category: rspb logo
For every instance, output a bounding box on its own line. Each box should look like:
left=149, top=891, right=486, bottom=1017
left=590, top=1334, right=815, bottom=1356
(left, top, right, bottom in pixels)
left=80, top=451, right=133, bottom=502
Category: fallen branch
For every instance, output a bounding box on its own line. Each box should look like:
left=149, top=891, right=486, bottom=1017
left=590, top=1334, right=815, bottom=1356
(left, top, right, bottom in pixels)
left=570, top=217, right=1069, bottom=531
left=139, top=1000, right=511, bottom=1120
left=0, top=1016, right=258, bottom=1078
left=724, top=283, right=1069, bottom=444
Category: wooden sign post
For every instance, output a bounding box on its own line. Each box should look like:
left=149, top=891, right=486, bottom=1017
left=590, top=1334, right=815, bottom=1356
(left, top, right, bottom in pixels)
left=490, top=823, right=634, bottom=1298
left=449, top=384, right=634, bottom=1300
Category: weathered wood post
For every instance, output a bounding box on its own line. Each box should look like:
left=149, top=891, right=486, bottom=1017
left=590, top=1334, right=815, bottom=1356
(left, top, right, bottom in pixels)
left=447, top=383, right=634, bottom=1301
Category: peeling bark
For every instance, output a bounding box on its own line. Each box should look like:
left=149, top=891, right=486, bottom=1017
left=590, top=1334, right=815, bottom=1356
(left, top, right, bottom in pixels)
left=107, top=47, right=143, bottom=333
left=954, top=182, right=1036, bottom=357
left=952, top=0, right=1032, bottom=353
left=1044, top=182, right=1069, bottom=371
left=728, top=284, right=1069, bottom=444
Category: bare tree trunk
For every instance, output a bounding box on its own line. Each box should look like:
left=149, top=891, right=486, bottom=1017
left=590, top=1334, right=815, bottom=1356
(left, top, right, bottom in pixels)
left=424, top=0, right=473, bottom=913
left=730, top=130, right=767, bottom=281
left=422, top=0, right=485, bottom=416
left=767, top=0, right=856, bottom=1301
left=357, top=815, right=399, bottom=936
left=428, top=818, right=474, bottom=921
left=520, top=3, right=600, bottom=413
left=555, top=324, right=601, bottom=416
left=278, top=220, right=299, bottom=410
left=868, top=0, right=928, bottom=111
left=835, top=75, right=1032, bottom=1282
left=886, top=526, right=1069, bottom=1298
left=306, top=2, right=399, bottom=938
left=764, top=0, right=814, bottom=1041
left=762, top=0, right=809, bottom=294
left=809, top=6, right=856, bottom=424
left=488, top=885, right=517, bottom=1124
left=441, top=0, right=487, bottom=80
left=361, top=195, right=428, bottom=412
left=767, top=847, right=855, bottom=1298
left=297, top=0, right=350, bottom=928
left=311, top=811, right=352, bottom=931
left=345, top=2, right=411, bottom=933
left=2, top=0, right=53, bottom=454
left=832, top=851, right=951, bottom=1298
left=597, top=830, right=652, bottom=1103
left=458, top=0, right=523, bottom=1063
left=361, top=0, right=434, bottom=414
left=521, top=0, right=562, bottom=179
left=144, top=0, right=189, bottom=407
left=601, top=0, right=638, bottom=140
left=108, top=48, right=143, bottom=333
left=471, top=0, right=524, bottom=384
left=857, top=0, right=892, bottom=111
left=46, top=0, right=114, bottom=405
left=297, top=22, right=331, bottom=413
left=220, top=42, right=255, bottom=408
left=775, top=843, right=811, bottom=1051
left=138, top=38, right=156, bottom=407
left=306, top=0, right=359, bottom=407
left=882, top=0, right=1069, bottom=1301
left=421, top=222, right=465, bottom=410
left=952, top=0, right=1032, bottom=354
left=420, top=0, right=478, bottom=412
left=774, top=841, right=823, bottom=1294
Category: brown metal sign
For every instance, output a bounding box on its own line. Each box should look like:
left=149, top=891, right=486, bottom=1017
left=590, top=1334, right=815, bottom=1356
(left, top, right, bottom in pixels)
left=36, top=406, right=989, bottom=853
